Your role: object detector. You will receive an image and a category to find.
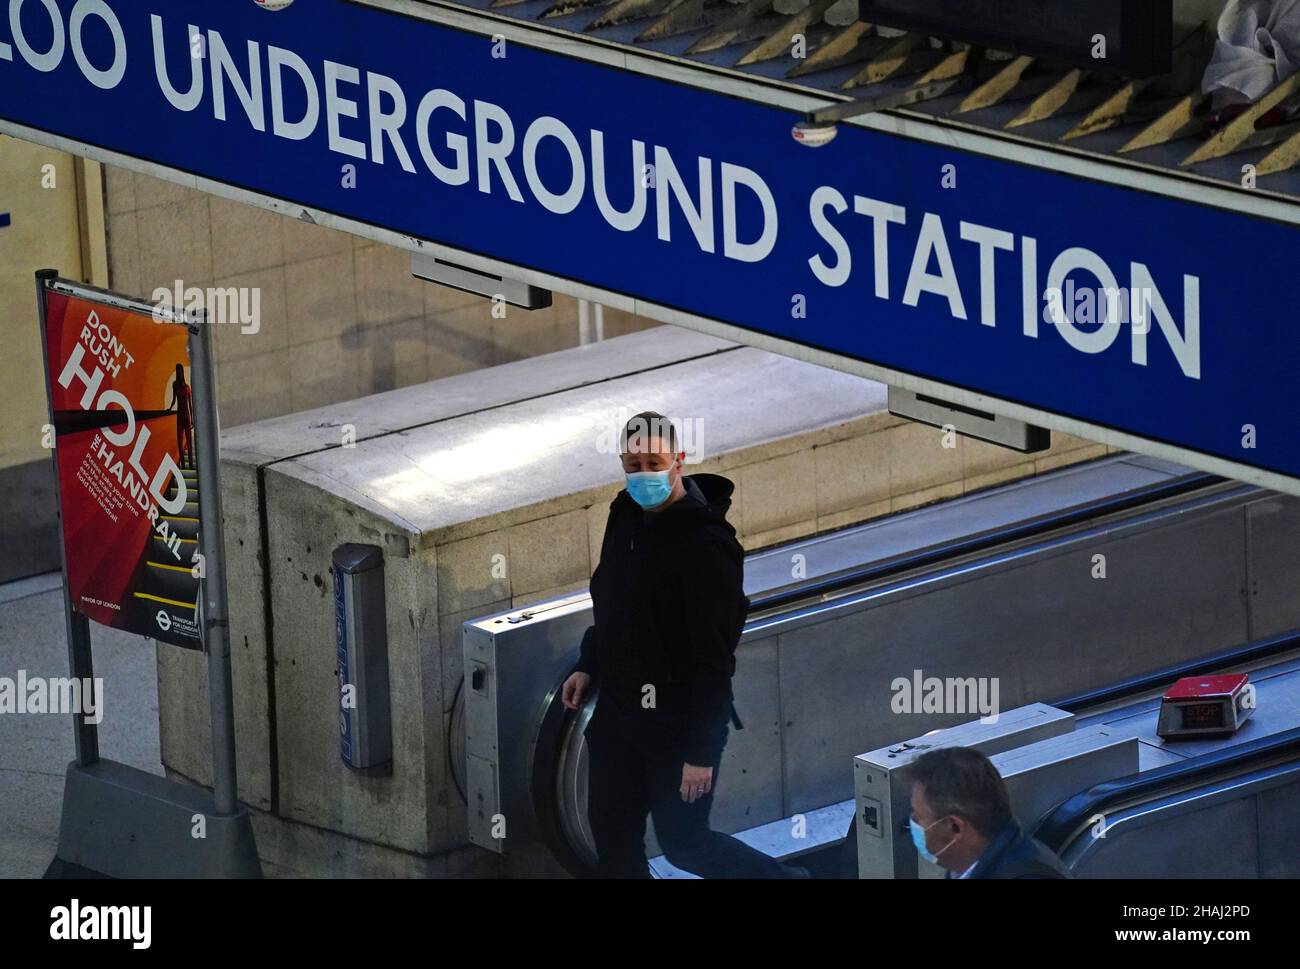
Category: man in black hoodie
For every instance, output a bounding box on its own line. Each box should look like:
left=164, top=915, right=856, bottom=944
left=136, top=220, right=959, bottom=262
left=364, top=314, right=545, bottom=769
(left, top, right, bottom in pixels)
left=561, top=411, right=801, bottom=879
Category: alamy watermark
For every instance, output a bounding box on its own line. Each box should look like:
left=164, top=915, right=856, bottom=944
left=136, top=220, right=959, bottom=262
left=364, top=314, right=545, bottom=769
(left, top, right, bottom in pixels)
left=1043, top=281, right=1154, bottom=333
left=50, top=899, right=150, bottom=949
left=597, top=408, right=706, bottom=461
left=891, top=669, right=1000, bottom=724
left=152, top=280, right=260, bottom=334
left=0, top=671, right=103, bottom=724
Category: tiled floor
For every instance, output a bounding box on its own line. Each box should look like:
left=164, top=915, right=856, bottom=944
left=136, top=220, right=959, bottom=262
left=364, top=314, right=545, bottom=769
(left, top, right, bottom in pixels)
left=0, top=573, right=162, bottom=878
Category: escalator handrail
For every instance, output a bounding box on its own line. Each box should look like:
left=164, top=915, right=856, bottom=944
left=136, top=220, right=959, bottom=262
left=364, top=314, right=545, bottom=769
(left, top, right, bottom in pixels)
left=1033, top=725, right=1300, bottom=854
left=747, top=471, right=1220, bottom=615
left=1052, top=629, right=1300, bottom=713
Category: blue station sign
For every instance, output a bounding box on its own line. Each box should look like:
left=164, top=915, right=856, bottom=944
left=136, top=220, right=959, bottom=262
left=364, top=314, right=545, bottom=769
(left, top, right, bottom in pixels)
left=1, top=0, right=1297, bottom=487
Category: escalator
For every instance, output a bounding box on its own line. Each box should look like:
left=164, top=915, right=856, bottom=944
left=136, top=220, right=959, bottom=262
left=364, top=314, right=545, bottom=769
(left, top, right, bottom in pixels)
left=458, top=453, right=1300, bottom=876
left=1028, top=647, right=1300, bottom=878
left=825, top=629, right=1300, bottom=880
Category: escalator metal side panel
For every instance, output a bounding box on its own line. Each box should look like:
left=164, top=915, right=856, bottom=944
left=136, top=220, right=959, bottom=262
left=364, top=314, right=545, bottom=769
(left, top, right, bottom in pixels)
left=774, top=497, right=1262, bottom=815
left=1246, top=496, right=1300, bottom=639
left=462, top=593, right=593, bottom=856
left=1036, top=665, right=1300, bottom=876
left=1062, top=765, right=1300, bottom=878
left=741, top=454, right=1193, bottom=599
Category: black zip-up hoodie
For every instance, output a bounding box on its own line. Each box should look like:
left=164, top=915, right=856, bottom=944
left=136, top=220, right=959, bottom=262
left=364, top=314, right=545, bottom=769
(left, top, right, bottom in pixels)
left=575, top=473, right=748, bottom=766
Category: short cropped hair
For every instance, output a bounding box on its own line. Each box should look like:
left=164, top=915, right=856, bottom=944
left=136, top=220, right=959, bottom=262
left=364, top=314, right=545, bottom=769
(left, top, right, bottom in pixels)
left=621, top=410, right=678, bottom=455
left=904, top=747, right=1012, bottom=839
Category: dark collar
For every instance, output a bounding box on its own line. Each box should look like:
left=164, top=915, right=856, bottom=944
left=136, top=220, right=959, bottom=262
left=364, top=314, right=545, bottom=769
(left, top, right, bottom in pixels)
left=967, top=819, right=1022, bottom=879
left=643, top=476, right=705, bottom=519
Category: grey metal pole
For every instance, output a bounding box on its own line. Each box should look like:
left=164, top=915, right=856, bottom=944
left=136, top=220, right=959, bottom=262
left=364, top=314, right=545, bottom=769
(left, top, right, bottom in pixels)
left=34, top=269, right=99, bottom=767
left=188, top=309, right=239, bottom=817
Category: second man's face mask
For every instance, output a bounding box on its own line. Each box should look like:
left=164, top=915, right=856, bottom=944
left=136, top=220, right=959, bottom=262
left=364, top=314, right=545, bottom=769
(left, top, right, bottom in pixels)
left=909, top=815, right=957, bottom=865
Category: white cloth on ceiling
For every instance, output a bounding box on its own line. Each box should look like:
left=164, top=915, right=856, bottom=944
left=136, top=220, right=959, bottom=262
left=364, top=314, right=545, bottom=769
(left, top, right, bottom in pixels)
left=1202, top=0, right=1300, bottom=106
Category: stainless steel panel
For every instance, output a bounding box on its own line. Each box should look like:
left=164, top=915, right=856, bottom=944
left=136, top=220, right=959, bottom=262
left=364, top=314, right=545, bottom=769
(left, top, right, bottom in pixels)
left=1258, top=779, right=1300, bottom=878
left=463, top=592, right=593, bottom=852
left=1055, top=659, right=1300, bottom=878
left=777, top=500, right=1254, bottom=814
left=888, top=386, right=1049, bottom=452
left=1071, top=789, right=1263, bottom=878
left=1105, top=662, right=1300, bottom=761
left=465, top=754, right=501, bottom=852
left=1246, top=495, right=1300, bottom=638
left=709, top=638, right=784, bottom=833
left=741, top=455, right=1183, bottom=598
left=992, top=726, right=1140, bottom=832
left=411, top=252, right=552, bottom=309
left=854, top=704, right=1074, bottom=878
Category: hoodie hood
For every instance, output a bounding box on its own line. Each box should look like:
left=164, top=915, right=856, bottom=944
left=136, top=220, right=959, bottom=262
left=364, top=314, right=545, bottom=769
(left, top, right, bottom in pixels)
left=684, top=472, right=735, bottom=514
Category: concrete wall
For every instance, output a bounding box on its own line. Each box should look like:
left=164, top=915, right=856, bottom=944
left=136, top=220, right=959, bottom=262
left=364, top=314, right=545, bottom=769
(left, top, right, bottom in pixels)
left=102, top=167, right=655, bottom=427
left=0, top=152, right=654, bottom=584
left=156, top=325, right=1111, bottom=875
left=0, top=138, right=107, bottom=582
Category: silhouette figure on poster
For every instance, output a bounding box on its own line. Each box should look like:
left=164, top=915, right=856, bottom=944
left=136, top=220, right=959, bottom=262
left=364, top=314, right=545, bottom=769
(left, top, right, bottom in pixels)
left=168, top=364, right=195, bottom=470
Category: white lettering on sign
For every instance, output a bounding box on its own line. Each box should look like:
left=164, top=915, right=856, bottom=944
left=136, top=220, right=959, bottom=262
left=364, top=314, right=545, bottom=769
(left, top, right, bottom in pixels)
left=0, top=5, right=1202, bottom=380
left=56, top=309, right=189, bottom=560
left=808, top=193, right=1200, bottom=378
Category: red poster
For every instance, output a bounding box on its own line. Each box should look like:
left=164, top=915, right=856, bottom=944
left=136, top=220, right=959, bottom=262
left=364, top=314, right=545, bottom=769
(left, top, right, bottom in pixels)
left=41, top=285, right=202, bottom=649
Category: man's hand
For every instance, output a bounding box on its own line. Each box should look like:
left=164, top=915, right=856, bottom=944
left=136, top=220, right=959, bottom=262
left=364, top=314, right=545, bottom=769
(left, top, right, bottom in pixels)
left=680, top=763, right=713, bottom=803
left=561, top=671, right=592, bottom=710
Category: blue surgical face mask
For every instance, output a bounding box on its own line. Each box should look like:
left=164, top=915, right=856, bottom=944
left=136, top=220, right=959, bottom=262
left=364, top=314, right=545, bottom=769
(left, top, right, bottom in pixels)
left=909, top=816, right=955, bottom=865
left=626, top=469, right=673, bottom=509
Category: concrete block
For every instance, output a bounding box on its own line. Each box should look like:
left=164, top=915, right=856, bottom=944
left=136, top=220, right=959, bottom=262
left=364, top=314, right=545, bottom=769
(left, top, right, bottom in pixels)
left=355, top=244, right=424, bottom=328
left=586, top=495, right=617, bottom=570
left=212, top=266, right=289, bottom=364
left=890, top=480, right=964, bottom=514
left=513, top=579, right=589, bottom=609
left=221, top=327, right=736, bottom=463
left=210, top=196, right=285, bottom=279
left=137, top=197, right=213, bottom=290
left=505, top=510, right=591, bottom=599
left=1036, top=444, right=1108, bottom=474
left=817, top=498, right=894, bottom=534
left=132, top=171, right=195, bottom=209
left=280, top=214, right=354, bottom=263
left=249, top=807, right=501, bottom=878
left=155, top=460, right=274, bottom=811
left=814, top=431, right=891, bottom=518
left=883, top=421, right=965, bottom=496
left=437, top=530, right=512, bottom=616
left=962, top=436, right=1028, bottom=479
left=216, top=348, right=295, bottom=427
left=743, top=518, right=819, bottom=552
left=285, top=251, right=355, bottom=346
left=360, top=316, right=428, bottom=394
left=103, top=164, right=135, bottom=215
left=733, top=452, right=818, bottom=537
left=965, top=462, right=1038, bottom=495
left=105, top=211, right=141, bottom=301
left=264, top=470, right=439, bottom=854
left=290, top=335, right=360, bottom=412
